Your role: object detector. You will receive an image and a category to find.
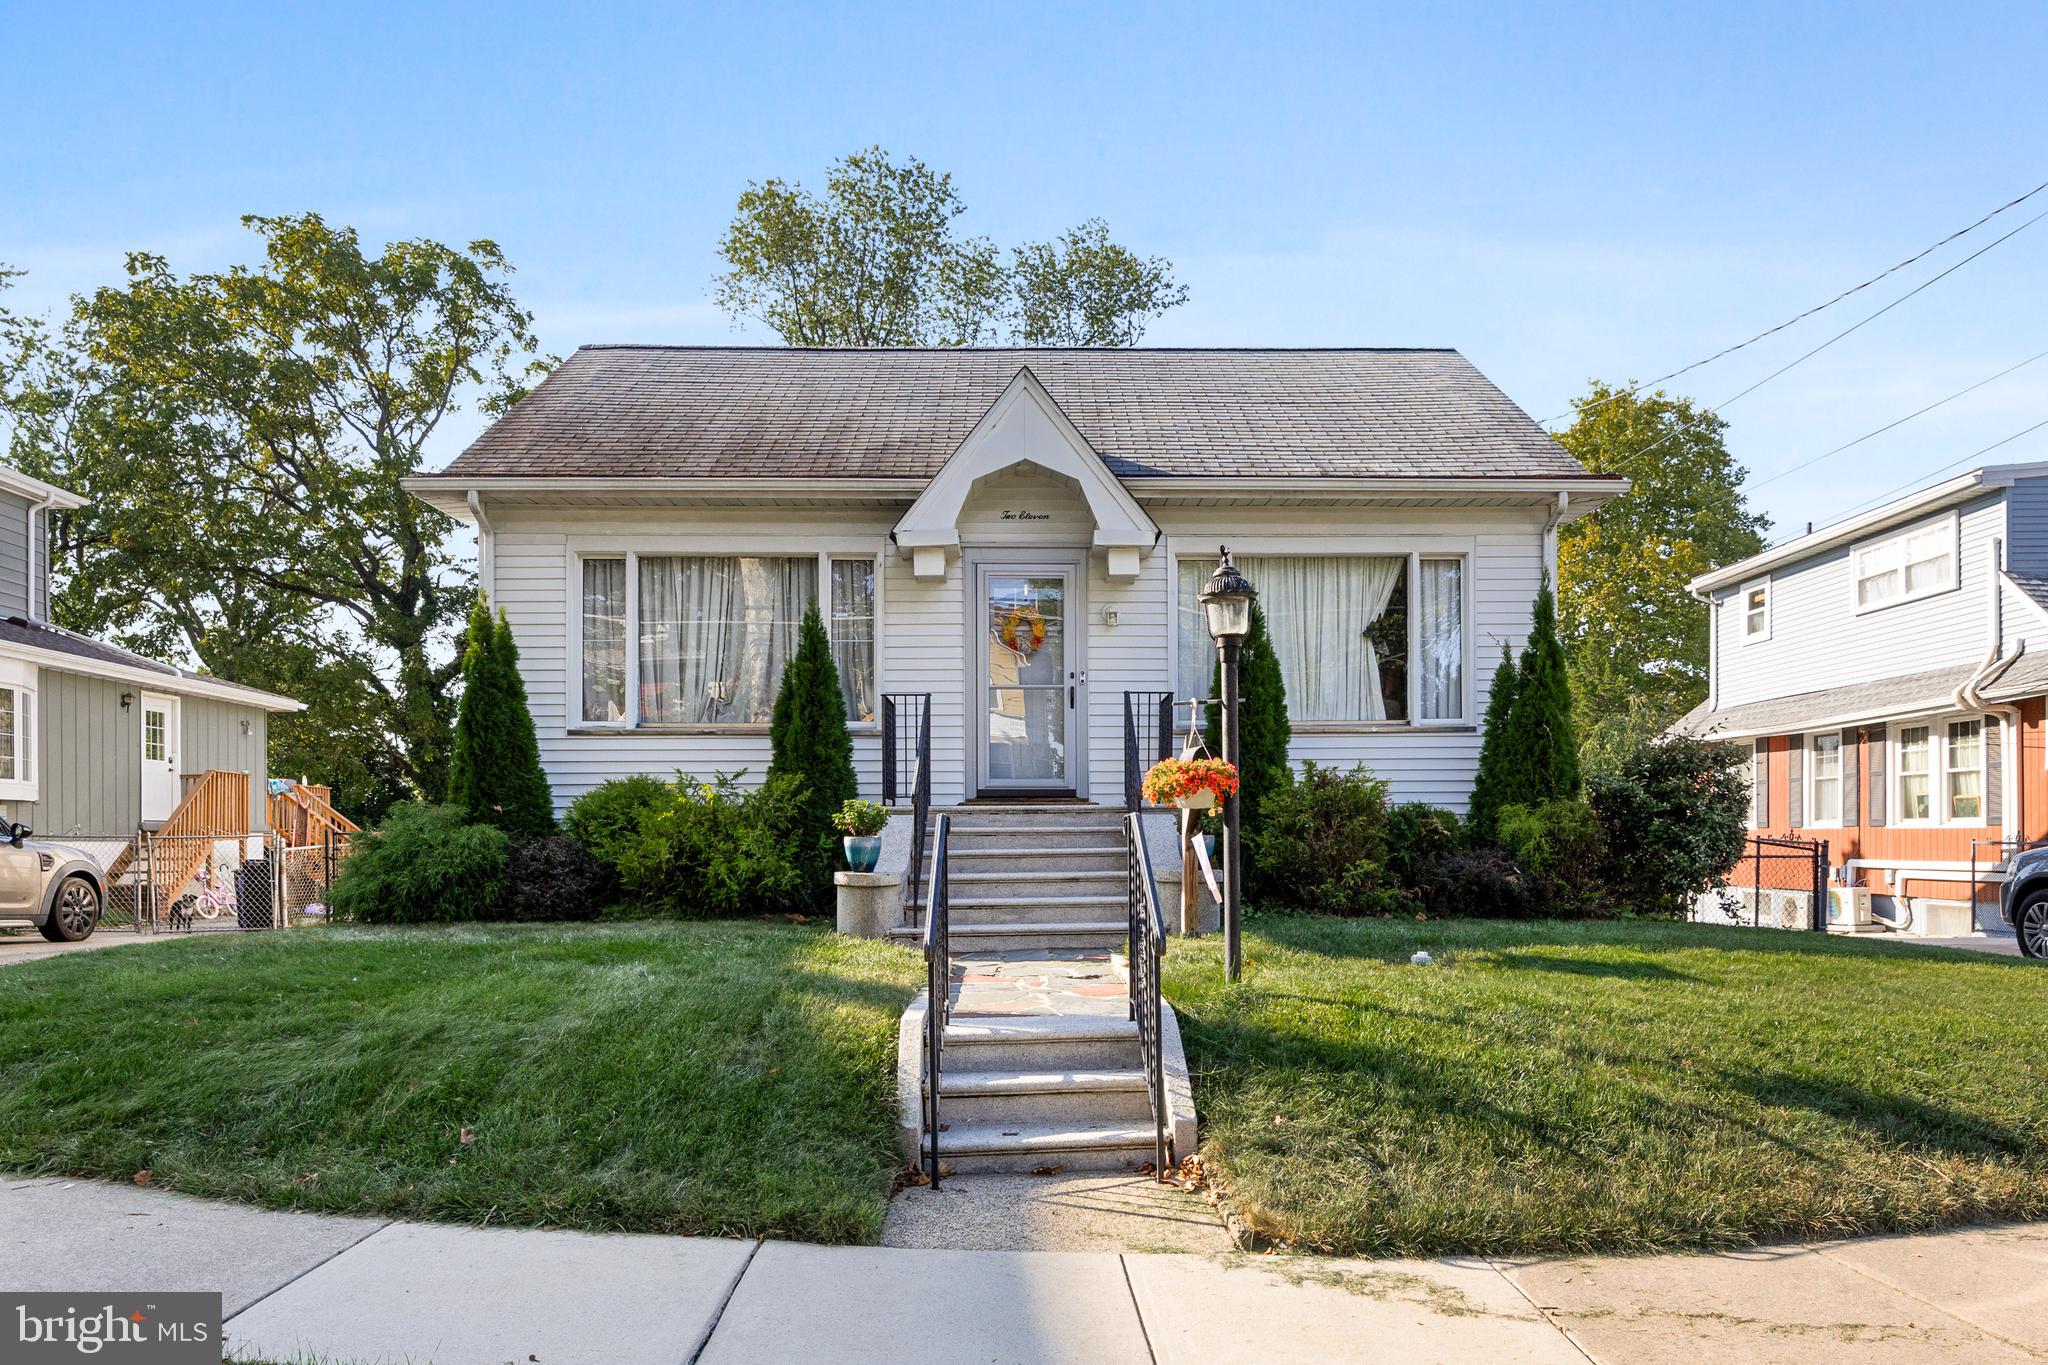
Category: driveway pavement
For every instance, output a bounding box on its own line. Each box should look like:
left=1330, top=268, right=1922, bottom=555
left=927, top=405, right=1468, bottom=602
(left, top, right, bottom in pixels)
left=5, top=1176, right=2047, bottom=1363
left=0, top=926, right=178, bottom=966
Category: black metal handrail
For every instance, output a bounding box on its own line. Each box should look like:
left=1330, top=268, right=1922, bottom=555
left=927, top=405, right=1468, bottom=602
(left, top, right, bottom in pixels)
left=1123, top=691, right=1176, bottom=810
left=921, top=811, right=952, bottom=1189
left=1125, top=811, right=1170, bottom=1180
left=883, top=693, right=933, bottom=919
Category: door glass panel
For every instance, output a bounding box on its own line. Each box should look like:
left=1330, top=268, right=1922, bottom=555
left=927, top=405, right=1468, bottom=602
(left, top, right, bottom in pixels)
left=985, top=574, right=1067, bottom=784
left=144, top=709, right=167, bottom=763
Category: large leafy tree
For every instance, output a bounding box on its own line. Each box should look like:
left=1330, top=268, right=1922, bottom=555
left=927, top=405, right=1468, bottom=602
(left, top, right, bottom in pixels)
left=715, top=147, right=1186, bottom=347
left=1555, top=384, right=1769, bottom=768
left=5, top=216, right=547, bottom=810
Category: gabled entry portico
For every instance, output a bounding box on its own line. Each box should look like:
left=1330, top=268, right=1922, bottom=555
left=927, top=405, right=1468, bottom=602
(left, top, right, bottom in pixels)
left=895, top=368, right=1158, bottom=800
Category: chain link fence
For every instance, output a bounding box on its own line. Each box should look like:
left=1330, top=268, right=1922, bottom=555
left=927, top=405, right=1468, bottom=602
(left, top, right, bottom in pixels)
left=55, top=828, right=350, bottom=935
left=1691, top=834, right=1830, bottom=931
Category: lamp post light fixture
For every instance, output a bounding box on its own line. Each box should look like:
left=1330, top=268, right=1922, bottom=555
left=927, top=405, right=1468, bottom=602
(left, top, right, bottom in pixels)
left=1199, top=546, right=1256, bottom=983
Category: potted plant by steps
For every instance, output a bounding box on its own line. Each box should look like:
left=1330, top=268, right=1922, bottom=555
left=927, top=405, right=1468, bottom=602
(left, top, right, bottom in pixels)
left=1142, top=756, right=1240, bottom=812
left=834, top=799, right=889, bottom=872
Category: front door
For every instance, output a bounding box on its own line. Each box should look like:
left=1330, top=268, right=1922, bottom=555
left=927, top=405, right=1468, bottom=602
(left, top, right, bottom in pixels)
left=976, top=563, right=1081, bottom=795
left=139, top=692, right=182, bottom=823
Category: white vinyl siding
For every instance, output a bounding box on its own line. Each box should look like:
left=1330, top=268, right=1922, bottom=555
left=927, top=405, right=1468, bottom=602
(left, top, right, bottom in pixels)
left=1713, top=494, right=2004, bottom=711
left=488, top=499, right=1550, bottom=814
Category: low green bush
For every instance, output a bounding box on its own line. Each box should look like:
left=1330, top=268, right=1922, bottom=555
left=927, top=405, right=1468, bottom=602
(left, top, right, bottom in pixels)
left=501, top=834, right=608, bottom=922
left=1251, top=761, right=1402, bottom=917
left=1385, top=802, right=1462, bottom=891
left=1496, top=797, right=1608, bottom=916
left=564, top=774, right=673, bottom=881
left=329, top=803, right=510, bottom=924
left=619, top=772, right=814, bottom=918
left=1414, top=847, right=1546, bottom=919
left=1589, top=735, right=1750, bottom=917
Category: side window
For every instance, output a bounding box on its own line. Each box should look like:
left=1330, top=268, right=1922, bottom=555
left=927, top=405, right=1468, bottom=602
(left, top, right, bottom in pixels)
left=1742, top=579, right=1770, bottom=642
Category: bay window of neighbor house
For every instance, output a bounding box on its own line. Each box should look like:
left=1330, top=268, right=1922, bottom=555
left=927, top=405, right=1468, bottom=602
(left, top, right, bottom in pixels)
left=1891, top=718, right=1987, bottom=824
left=578, top=552, right=877, bottom=727
left=1945, top=718, right=1983, bottom=821
left=1174, top=554, right=1465, bottom=722
left=1896, top=725, right=1932, bottom=821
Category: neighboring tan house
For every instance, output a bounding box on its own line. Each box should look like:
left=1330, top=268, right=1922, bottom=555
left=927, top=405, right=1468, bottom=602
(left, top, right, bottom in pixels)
left=407, top=347, right=1625, bottom=816
left=1677, top=461, right=2048, bottom=937
left=0, top=462, right=306, bottom=915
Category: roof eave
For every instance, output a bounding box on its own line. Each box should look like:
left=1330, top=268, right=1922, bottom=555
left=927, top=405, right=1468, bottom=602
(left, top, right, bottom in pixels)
left=0, top=640, right=305, bottom=712
left=1688, top=463, right=2048, bottom=597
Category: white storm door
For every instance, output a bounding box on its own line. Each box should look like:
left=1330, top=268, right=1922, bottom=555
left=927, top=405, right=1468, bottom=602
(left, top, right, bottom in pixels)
left=139, top=692, right=182, bottom=823
left=977, top=564, right=1080, bottom=794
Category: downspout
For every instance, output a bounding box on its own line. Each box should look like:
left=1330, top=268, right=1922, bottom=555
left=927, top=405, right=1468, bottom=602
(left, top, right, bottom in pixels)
left=26, top=492, right=56, bottom=621
left=467, top=490, right=494, bottom=603
left=1541, top=490, right=1570, bottom=586
left=1954, top=534, right=2022, bottom=852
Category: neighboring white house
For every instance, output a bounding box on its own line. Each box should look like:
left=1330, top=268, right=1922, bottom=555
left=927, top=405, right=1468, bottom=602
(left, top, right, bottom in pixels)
left=1677, top=460, right=2048, bottom=935
left=407, top=347, right=1624, bottom=812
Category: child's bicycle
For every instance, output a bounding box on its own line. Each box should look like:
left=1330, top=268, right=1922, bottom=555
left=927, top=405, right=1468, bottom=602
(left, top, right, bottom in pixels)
left=170, top=861, right=236, bottom=930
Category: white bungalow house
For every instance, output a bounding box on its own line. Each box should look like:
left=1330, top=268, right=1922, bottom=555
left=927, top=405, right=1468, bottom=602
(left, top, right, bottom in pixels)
left=407, top=347, right=1623, bottom=819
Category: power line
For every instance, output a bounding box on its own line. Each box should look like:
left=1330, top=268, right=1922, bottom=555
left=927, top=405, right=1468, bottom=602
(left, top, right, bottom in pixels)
left=1587, top=201, right=2048, bottom=483
left=1745, top=347, right=2048, bottom=492
left=1789, top=415, right=2048, bottom=539
left=1542, top=175, right=2048, bottom=426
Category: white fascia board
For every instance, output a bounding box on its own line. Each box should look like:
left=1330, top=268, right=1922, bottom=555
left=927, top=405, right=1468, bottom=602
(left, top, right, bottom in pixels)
left=1121, top=474, right=1628, bottom=505
left=0, top=465, right=88, bottom=511
left=1688, top=465, right=2048, bottom=597
left=0, top=642, right=305, bottom=712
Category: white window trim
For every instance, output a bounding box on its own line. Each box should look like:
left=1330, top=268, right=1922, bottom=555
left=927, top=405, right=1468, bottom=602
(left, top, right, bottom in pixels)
left=0, top=657, right=38, bottom=804
left=1740, top=576, right=1771, bottom=643
left=1887, top=713, right=1987, bottom=827
left=1943, top=716, right=1987, bottom=826
left=1167, top=544, right=1477, bottom=729
left=1803, top=730, right=1843, bottom=828
left=567, top=542, right=885, bottom=734
left=1850, top=510, right=1959, bottom=616
left=1749, top=741, right=1768, bottom=830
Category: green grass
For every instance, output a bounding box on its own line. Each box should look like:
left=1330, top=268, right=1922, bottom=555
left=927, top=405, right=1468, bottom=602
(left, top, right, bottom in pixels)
left=0, top=921, right=921, bottom=1244
left=1164, top=917, right=2048, bottom=1258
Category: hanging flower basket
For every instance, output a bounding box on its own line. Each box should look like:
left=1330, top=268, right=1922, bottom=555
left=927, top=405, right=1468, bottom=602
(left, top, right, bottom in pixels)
left=1142, top=756, right=1240, bottom=811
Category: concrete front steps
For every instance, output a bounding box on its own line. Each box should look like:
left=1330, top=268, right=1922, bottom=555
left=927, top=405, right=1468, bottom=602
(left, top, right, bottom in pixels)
left=933, top=1016, right=1158, bottom=1174
left=891, top=803, right=1132, bottom=952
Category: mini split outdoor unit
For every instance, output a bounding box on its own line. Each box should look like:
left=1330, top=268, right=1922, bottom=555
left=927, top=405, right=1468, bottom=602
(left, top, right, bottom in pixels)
left=1828, top=886, right=1876, bottom=929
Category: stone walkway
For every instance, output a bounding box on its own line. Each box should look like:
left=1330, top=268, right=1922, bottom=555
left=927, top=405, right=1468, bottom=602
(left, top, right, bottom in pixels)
left=948, top=946, right=1133, bottom=1018
left=7, top=1176, right=2048, bottom=1363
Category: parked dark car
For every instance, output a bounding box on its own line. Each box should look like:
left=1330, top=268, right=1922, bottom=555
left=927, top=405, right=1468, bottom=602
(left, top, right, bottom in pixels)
left=1997, top=846, right=2048, bottom=958
left=0, top=822, right=107, bottom=942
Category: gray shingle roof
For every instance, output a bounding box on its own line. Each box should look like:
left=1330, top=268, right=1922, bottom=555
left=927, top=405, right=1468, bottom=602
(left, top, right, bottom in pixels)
left=1672, top=651, right=2048, bottom=741
left=0, top=616, right=296, bottom=707
left=431, top=346, right=1599, bottom=482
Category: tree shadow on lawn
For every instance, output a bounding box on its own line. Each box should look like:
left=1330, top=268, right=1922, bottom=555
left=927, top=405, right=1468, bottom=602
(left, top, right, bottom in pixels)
left=1726, top=1069, right=2038, bottom=1161
left=1484, top=952, right=1699, bottom=983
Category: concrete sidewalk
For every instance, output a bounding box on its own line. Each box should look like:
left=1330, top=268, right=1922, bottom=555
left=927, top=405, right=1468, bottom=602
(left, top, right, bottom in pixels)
left=5, top=1176, right=2047, bottom=1364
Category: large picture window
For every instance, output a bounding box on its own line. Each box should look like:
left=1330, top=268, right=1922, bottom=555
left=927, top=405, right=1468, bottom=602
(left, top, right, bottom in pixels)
left=578, top=551, right=877, bottom=727
left=1175, top=553, right=1465, bottom=722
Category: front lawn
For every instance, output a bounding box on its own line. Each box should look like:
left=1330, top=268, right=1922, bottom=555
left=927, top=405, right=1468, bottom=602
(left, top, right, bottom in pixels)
left=0, top=922, right=922, bottom=1244
left=1165, top=917, right=2048, bottom=1257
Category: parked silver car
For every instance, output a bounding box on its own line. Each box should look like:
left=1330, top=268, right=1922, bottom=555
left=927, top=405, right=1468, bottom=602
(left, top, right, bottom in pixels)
left=0, top=823, right=108, bottom=942
left=1997, top=846, right=2048, bottom=959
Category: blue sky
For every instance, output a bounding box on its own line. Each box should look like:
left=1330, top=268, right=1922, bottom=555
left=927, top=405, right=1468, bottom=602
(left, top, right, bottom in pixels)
left=4, top=2, right=2044, bottom=541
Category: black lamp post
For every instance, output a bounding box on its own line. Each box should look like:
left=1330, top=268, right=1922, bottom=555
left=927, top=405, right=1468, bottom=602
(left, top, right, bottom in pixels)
left=1199, top=547, right=1256, bottom=983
